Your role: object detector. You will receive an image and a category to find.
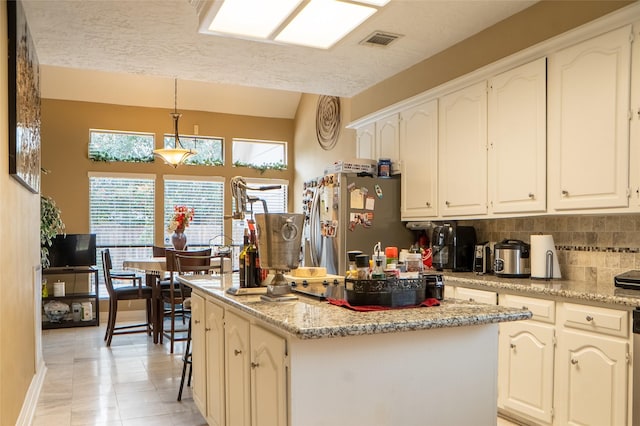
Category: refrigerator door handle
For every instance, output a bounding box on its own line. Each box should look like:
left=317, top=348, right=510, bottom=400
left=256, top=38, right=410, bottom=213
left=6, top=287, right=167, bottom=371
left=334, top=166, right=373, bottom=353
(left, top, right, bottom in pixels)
left=309, top=188, right=321, bottom=266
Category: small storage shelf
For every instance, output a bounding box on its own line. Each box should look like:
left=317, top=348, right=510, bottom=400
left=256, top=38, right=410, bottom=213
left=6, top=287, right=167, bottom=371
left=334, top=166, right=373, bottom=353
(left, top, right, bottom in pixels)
left=42, top=266, right=99, bottom=329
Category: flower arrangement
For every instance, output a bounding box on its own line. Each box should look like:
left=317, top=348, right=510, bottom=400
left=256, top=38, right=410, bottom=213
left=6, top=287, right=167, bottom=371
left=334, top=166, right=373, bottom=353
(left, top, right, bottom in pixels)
left=167, top=205, right=195, bottom=233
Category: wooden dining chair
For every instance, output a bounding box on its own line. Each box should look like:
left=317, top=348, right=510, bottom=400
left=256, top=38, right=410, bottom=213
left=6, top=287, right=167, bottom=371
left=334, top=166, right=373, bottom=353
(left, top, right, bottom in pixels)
left=161, top=248, right=211, bottom=353
left=175, top=252, right=227, bottom=401
left=101, top=249, right=153, bottom=346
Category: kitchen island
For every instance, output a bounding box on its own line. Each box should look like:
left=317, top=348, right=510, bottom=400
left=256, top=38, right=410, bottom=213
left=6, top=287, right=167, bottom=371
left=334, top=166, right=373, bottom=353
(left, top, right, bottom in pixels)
left=180, top=274, right=531, bottom=426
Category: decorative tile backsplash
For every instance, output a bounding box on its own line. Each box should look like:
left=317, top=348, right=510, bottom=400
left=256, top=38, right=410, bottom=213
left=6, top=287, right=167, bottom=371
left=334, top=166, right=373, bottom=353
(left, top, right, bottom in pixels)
left=460, top=215, right=640, bottom=285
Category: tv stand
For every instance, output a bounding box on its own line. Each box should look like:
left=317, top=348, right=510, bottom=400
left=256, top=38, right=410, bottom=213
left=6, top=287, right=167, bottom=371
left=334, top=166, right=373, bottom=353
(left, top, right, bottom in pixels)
left=42, top=266, right=99, bottom=329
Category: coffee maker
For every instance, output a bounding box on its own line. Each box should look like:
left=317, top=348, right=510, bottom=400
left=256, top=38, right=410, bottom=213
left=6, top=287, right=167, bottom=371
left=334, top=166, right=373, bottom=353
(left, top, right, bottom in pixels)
left=431, top=223, right=476, bottom=272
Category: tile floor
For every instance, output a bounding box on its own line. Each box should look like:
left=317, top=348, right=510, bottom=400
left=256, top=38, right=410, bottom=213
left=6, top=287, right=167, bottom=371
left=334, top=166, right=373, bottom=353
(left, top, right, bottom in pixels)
left=33, top=322, right=521, bottom=426
left=32, top=323, right=207, bottom=426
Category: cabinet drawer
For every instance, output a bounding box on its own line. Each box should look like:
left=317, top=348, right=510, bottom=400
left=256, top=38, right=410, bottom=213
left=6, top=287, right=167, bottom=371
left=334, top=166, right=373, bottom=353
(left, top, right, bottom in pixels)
left=455, top=287, right=497, bottom=305
left=561, top=303, right=628, bottom=338
left=500, top=294, right=555, bottom=324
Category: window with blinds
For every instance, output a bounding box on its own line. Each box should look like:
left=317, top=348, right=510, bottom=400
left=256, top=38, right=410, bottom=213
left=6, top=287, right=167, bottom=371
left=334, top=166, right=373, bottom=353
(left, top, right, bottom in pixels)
left=89, top=173, right=155, bottom=296
left=163, top=177, right=225, bottom=247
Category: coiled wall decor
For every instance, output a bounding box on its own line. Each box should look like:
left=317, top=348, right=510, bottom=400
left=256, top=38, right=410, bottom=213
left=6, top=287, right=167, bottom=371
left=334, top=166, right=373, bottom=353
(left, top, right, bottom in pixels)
left=316, top=95, right=341, bottom=150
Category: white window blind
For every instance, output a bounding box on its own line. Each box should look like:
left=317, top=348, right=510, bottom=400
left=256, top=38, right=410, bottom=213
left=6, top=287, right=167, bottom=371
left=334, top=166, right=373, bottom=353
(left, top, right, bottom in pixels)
left=89, top=173, right=155, bottom=297
left=164, top=177, right=225, bottom=247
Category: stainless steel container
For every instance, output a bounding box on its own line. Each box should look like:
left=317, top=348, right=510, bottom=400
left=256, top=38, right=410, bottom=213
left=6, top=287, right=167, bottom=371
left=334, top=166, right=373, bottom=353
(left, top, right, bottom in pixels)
left=493, top=239, right=530, bottom=278
left=255, top=213, right=304, bottom=271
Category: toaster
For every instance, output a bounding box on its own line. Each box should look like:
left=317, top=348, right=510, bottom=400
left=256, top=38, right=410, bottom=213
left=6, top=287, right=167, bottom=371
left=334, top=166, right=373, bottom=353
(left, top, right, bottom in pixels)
left=473, top=242, right=492, bottom=275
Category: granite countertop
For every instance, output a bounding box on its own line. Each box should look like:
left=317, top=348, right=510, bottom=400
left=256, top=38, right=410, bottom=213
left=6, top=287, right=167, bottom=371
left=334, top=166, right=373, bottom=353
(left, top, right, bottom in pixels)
left=438, top=271, right=640, bottom=308
left=179, top=274, right=531, bottom=340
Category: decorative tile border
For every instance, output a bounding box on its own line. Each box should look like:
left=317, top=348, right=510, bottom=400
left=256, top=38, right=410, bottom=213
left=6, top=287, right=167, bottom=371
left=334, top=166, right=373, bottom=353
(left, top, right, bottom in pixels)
left=556, top=245, right=640, bottom=253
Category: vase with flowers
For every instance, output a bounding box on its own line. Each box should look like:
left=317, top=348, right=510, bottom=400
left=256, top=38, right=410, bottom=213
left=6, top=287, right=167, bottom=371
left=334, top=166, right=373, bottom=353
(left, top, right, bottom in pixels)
left=167, top=205, right=194, bottom=250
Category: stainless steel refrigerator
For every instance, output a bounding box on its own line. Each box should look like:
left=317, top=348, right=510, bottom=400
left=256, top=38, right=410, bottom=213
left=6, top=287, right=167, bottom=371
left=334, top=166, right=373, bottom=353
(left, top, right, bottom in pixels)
left=304, top=173, right=413, bottom=275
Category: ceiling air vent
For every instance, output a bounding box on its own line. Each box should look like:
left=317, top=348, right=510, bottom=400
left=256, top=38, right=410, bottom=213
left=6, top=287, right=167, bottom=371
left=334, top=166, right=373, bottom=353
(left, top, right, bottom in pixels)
left=360, top=31, right=402, bottom=47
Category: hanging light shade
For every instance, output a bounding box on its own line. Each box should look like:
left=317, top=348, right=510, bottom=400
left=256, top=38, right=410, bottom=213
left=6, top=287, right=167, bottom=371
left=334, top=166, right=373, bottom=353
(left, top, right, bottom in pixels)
left=154, top=79, right=196, bottom=167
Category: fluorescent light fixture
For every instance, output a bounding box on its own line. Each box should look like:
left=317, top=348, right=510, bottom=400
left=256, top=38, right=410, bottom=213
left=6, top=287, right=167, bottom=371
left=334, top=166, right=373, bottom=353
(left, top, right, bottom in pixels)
left=275, top=0, right=376, bottom=49
left=356, top=0, right=390, bottom=6
left=195, top=0, right=388, bottom=49
left=208, top=0, right=303, bottom=39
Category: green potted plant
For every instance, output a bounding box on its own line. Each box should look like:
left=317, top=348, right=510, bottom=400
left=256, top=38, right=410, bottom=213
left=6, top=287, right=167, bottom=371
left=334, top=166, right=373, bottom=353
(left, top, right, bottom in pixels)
left=40, top=195, right=65, bottom=268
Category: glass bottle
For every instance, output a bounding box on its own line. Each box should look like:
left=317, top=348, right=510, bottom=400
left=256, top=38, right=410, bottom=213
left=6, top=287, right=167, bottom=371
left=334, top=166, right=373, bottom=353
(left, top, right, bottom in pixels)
left=238, top=228, right=249, bottom=288
left=244, top=220, right=259, bottom=288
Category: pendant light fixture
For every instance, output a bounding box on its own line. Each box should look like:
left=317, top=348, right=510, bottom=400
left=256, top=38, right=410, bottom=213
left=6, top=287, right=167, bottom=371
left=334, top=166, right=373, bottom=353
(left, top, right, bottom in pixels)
left=153, top=79, right=196, bottom=167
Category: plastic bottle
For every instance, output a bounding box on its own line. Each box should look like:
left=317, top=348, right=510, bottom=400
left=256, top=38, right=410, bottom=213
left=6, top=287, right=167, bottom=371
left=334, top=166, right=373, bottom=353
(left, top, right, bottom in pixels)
left=385, top=246, right=398, bottom=269
left=238, top=228, right=249, bottom=288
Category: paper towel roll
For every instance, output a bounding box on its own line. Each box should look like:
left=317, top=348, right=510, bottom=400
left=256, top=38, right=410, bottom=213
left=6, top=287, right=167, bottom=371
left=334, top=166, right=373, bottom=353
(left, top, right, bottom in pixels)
left=530, top=234, right=561, bottom=279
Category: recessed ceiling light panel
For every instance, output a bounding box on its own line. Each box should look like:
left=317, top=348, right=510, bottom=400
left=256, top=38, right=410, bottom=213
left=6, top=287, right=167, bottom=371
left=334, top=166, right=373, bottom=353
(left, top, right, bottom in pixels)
left=275, top=0, right=376, bottom=49
left=208, top=0, right=303, bottom=39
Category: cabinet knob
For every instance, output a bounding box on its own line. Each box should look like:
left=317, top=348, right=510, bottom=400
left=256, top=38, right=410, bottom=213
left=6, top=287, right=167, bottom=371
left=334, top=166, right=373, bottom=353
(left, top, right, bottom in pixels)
left=561, top=190, right=569, bottom=197
left=445, top=201, right=450, bottom=207
left=194, top=320, right=201, bottom=324
left=234, top=349, right=242, bottom=356
left=251, top=362, right=260, bottom=369
left=585, top=315, right=594, bottom=322
left=522, top=306, right=528, bottom=310
left=571, top=358, right=578, bottom=365
left=426, top=202, right=431, bottom=207
left=510, top=343, right=516, bottom=349
left=469, top=298, right=475, bottom=302
left=528, top=193, right=534, bottom=199
left=205, top=327, right=211, bottom=331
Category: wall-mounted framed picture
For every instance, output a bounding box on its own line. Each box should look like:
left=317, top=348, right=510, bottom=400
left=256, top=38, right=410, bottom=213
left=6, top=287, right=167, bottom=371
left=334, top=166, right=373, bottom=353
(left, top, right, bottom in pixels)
left=7, top=0, right=41, bottom=194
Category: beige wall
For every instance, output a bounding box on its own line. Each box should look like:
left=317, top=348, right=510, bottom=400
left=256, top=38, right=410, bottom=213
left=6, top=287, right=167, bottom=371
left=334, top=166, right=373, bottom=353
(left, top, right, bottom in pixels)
left=41, top=99, right=295, bottom=240
left=292, top=94, right=356, bottom=211
left=0, top=3, right=40, bottom=424
left=351, top=0, right=633, bottom=120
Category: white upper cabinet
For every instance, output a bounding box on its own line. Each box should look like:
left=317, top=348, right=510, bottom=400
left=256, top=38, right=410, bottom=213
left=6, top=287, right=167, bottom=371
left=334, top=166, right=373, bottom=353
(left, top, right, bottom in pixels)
left=548, top=25, right=632, bottom=211
left=439, top=81, right=488, bottom=217
left=400, top=100, right=438, bottom=219
left=355, top=122, right=376, bottom=160
left=376, top=115, right=401, bottom=174
left=488, top=57, right=547, bottom=214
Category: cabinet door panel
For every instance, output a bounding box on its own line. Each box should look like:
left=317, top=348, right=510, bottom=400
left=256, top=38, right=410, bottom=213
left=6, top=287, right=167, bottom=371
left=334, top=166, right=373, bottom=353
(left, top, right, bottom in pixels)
left=205, top=300, right=225, bottom=426
left=376, top=115, right=400, bottom=174
left=548, top=25, right=631, bottom=210
left=226, top=311, right=251, bottom=426
left=191, top=293, right=207, bottom=416
left=250, top=325, right=287, bottom=426
left=356, top=123, right=376, bottom=160
left=555, top=329, right=628, bottom=426
left=439, top=81, right=488, bottom=216
left=489, top=57, right=546, bottom=214
left=498, top=321, right=554, bottom=424
left=400, top=100, right=438, bottom=219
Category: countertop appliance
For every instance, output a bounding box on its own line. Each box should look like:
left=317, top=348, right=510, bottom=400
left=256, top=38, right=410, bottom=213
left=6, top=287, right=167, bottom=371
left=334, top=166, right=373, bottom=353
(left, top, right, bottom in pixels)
left=614, top=270, right=640, bottom=290
left=304, top=174, right=413, bottom=275
left=494, top=239, right=530, bottom=278
left=474, top=242, right=492, bottom=275
left=431, top=223, right=476, bottom=272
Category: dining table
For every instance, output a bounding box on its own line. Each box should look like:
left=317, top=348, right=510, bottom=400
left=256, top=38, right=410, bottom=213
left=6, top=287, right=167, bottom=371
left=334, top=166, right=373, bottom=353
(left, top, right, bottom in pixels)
left=122, top=256, right=233, bottom=344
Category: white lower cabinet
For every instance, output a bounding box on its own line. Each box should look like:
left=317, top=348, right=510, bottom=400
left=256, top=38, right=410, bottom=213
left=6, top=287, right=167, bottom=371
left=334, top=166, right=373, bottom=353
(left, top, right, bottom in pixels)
left=554, top=303, right=630, bottom=426
left=498, top=295, right=555, bottom=425
left=192, top=292, right=288, bottom=426
left=454, top=286, right=497, bottom=305
left=492, top=293, right=634, bottom=426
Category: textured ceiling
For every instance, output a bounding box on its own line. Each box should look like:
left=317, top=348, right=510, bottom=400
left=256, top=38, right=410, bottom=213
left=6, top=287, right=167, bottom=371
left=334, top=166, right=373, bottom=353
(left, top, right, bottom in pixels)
left=22, top=0, right=536, bottom=100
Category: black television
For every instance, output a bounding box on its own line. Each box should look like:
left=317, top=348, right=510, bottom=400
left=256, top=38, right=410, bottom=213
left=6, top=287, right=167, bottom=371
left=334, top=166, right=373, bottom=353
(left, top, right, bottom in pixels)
left=46, top=234, right=97, bottom=267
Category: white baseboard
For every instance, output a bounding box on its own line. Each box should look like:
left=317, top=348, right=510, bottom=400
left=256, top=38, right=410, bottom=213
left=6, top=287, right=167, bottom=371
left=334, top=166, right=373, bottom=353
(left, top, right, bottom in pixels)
left=16, top=359, right=47, bottom=426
